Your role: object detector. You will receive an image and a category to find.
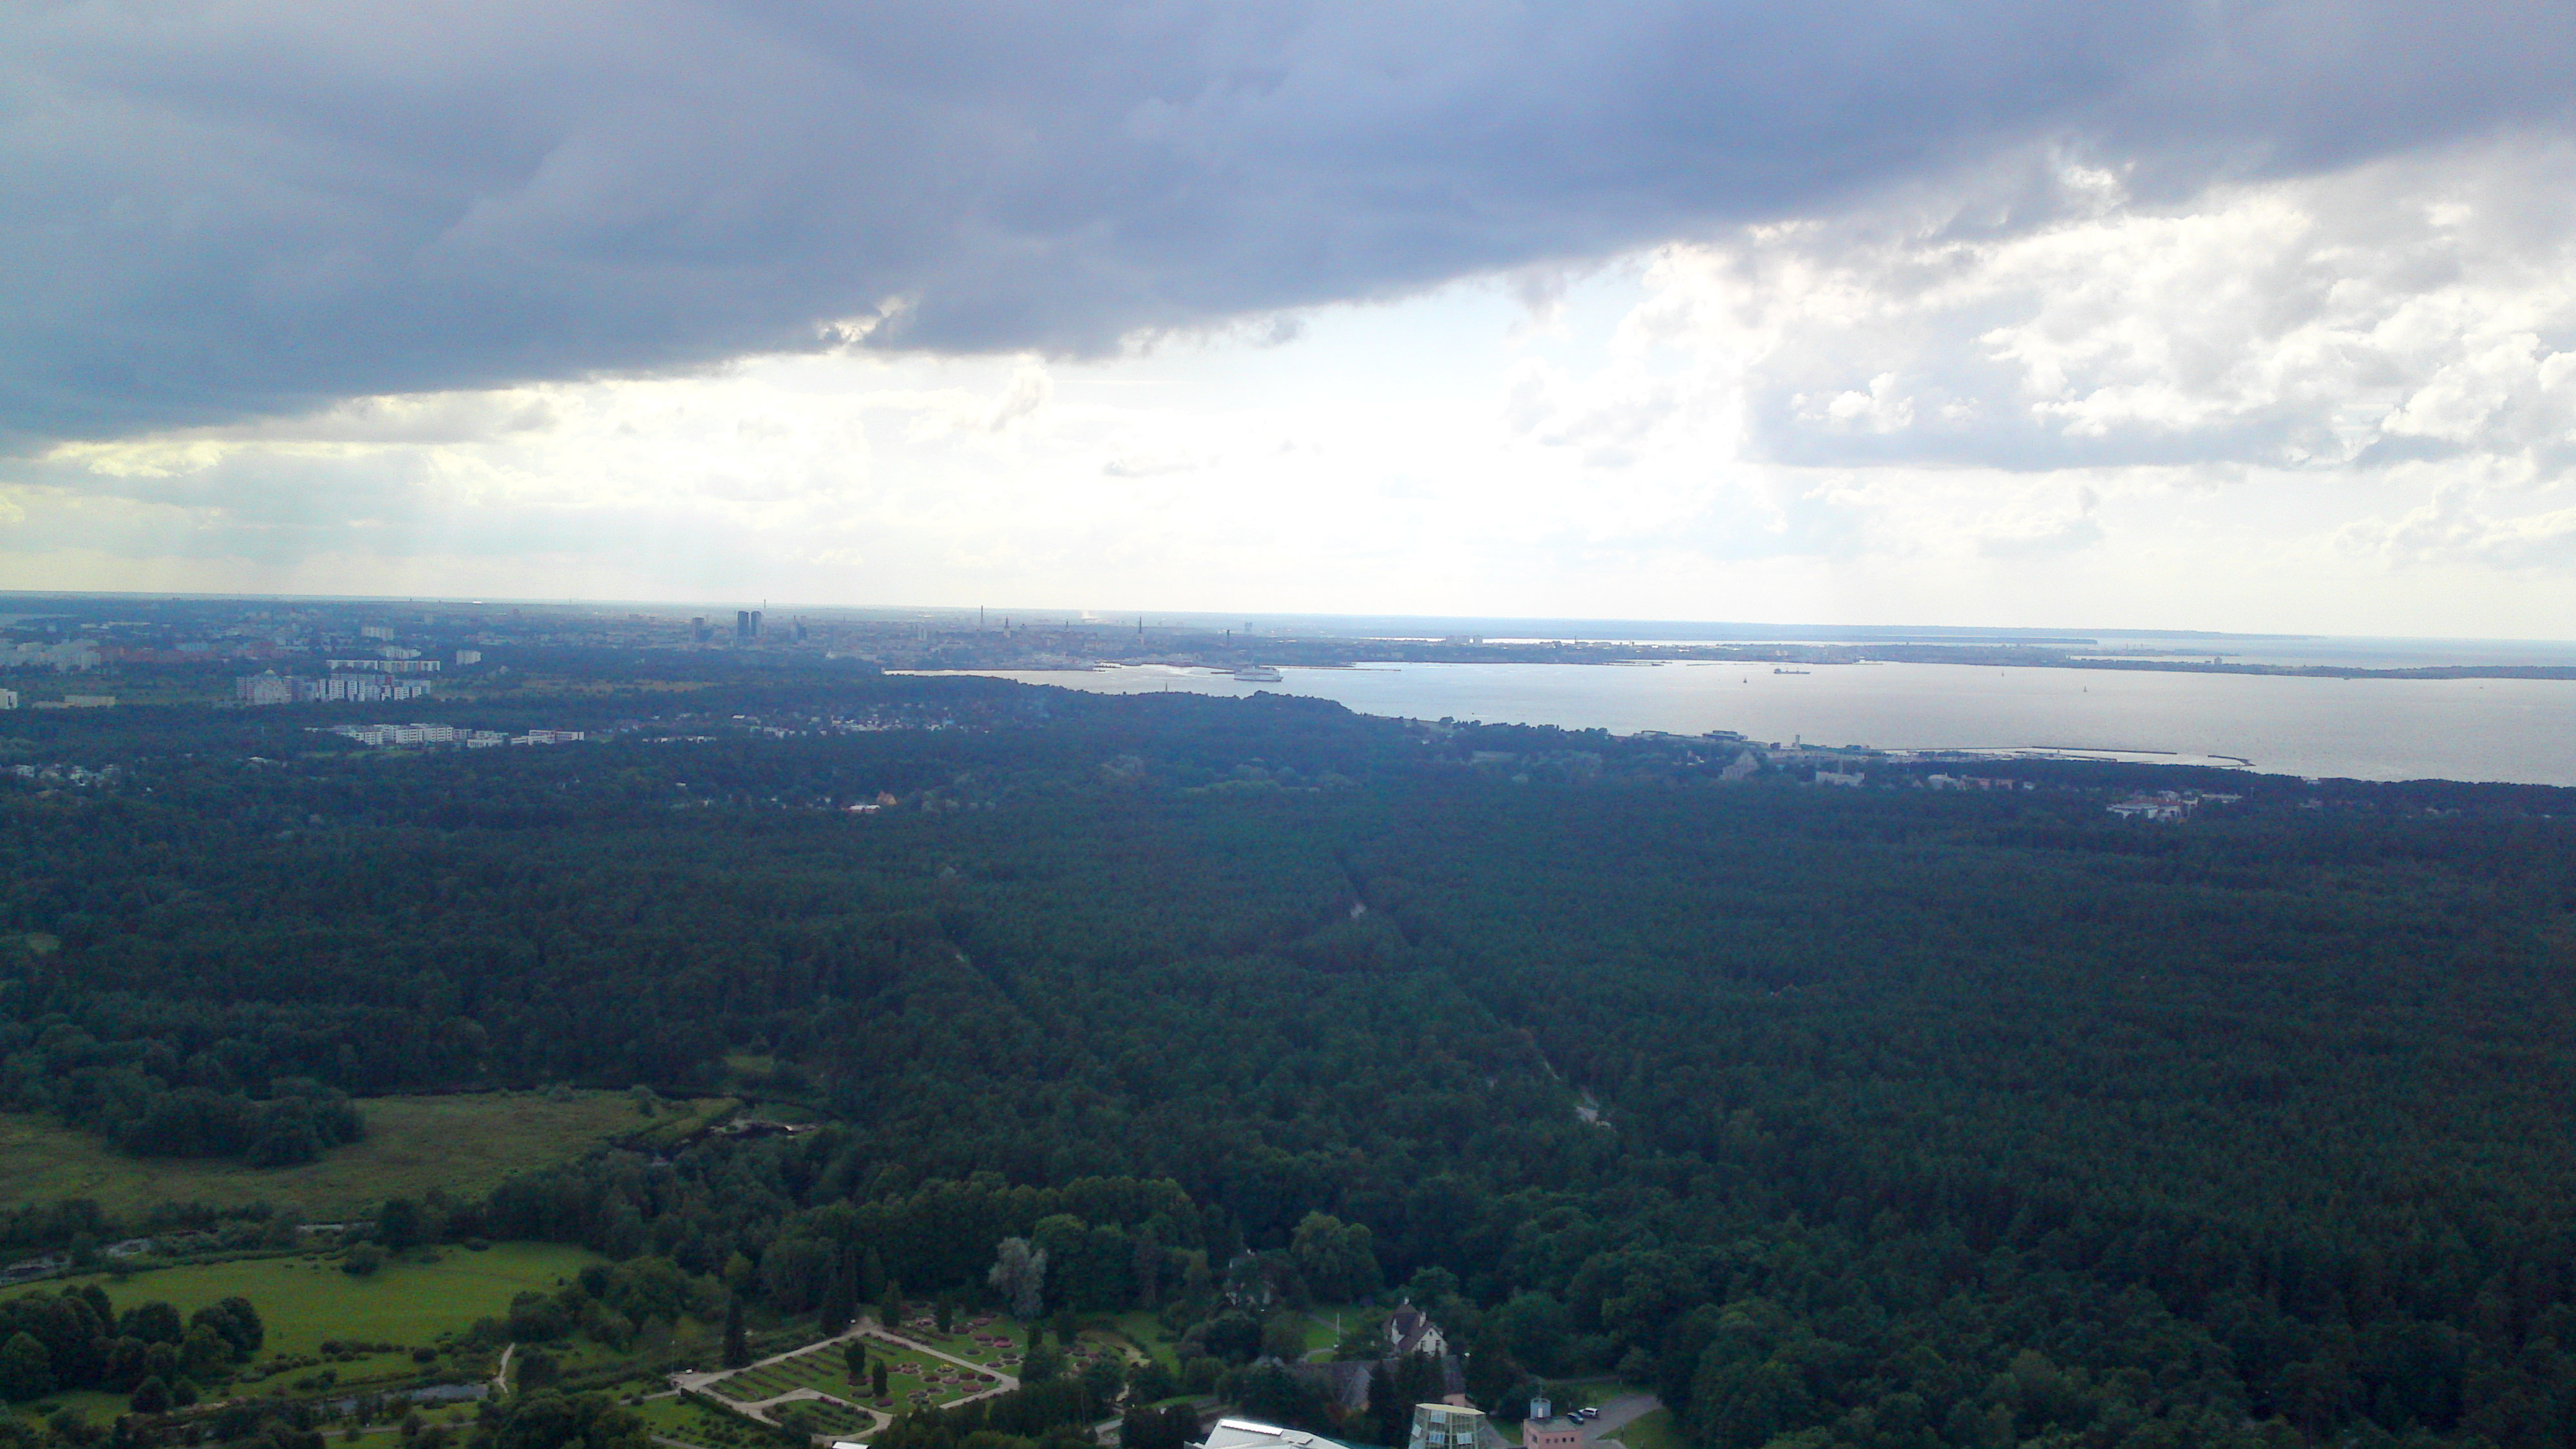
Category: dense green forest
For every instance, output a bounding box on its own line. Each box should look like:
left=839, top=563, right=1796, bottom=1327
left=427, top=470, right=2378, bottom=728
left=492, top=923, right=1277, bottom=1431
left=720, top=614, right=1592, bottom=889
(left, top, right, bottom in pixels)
left=5, top=677, right=2576, bottom=1448
left=0, top=1285, right=261, bottom=1406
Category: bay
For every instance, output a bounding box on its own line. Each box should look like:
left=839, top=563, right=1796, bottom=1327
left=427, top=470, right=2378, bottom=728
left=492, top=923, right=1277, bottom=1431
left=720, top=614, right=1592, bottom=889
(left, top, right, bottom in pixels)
left=945, top=660, right=2576, bottom=786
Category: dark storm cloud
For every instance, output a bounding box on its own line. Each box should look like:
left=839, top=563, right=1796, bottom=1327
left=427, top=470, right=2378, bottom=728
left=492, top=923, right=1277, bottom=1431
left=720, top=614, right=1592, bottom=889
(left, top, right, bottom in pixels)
left=3, top=0, right=2569, bottom=444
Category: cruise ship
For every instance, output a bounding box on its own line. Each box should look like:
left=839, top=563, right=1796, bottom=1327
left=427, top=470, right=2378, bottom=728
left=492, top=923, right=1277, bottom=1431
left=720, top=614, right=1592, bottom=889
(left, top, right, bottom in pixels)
left=1235, top=665, right=1283, bottom=683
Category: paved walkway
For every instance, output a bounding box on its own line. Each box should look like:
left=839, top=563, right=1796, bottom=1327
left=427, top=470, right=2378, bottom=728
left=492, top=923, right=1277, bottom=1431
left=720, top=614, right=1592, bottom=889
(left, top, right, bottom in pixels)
left=1581, top=1392, right=1664, bottom=1449
left=668, top=1316, right=1020, bottom=1432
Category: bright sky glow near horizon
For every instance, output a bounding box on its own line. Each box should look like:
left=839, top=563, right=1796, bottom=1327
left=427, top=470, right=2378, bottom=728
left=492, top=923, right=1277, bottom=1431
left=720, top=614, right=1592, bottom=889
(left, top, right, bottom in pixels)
left=7, top=4, right=2576, bottom=638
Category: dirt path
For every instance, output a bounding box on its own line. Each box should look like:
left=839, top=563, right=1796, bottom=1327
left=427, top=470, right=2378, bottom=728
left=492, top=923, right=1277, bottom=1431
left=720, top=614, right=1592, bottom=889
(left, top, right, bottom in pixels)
left=492, top=1344, right=515, bottom=1398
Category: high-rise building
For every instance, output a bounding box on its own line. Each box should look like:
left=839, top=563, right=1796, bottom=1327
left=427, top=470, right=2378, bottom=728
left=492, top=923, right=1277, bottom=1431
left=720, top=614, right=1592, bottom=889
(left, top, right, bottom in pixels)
left=736, top=609, right=763, bottom=641
left=327, top=658, right=441, bottom=674
left=234, top=672, right=294, bottom=706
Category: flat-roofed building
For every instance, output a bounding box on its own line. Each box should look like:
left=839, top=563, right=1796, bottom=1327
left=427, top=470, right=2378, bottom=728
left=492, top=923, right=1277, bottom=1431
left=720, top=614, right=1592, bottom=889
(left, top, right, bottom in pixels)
left=1200, top=1419, right=1352, bottom=1449
left=1522, top=1399, right=1581, bottom=1449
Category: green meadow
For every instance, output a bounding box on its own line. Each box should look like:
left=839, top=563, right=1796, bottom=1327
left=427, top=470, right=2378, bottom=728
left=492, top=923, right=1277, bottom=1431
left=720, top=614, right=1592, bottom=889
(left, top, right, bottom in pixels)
left=0, top=1092, right=729, bottom=1220
left=34, top=1241, right=602, bottom=1363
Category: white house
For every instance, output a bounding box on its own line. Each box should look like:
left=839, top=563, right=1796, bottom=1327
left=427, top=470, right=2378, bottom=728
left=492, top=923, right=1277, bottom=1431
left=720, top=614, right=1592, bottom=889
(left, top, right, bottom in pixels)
left=1385, top=1303, right=1448, bottom=1358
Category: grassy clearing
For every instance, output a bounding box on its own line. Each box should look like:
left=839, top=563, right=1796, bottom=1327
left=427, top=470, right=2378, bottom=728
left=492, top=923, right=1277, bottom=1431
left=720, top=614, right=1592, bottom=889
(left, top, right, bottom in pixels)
left=634, top=1392, right=762, bottom=1443
left=1293, top=1305, right=1374, bottom=1359
left=1604, top=1408, right=1681, bottom=1449
left=545, top=1316, right=721, bottom=1379
left=1101, top=1311, right=1181, bottom=1368
left=32, top=1242, right=601, bottom=1391
left=771, top=1399, right=875, bottom=1435
left=14, top=1389, right=126, bottom=1426
left=618, top=1097, right=738, bottom=1154
left=738, top=1103, right=826, bottom=1127
left=1066, top=1327, right=1139, bottom=1374
left=0, top=1092, right=727, bottom=1220
left=633, top=1396, right=782, bottom=1449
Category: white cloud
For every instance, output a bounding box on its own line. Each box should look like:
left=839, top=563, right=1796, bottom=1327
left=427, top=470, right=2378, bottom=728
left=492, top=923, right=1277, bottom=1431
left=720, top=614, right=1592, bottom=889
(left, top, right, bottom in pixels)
left=14, top=133, right=2576, bottom=636
left=1801, top=374, right=1917, bottom=433
left=10, top=1, right=2576, bottom=445
left=983, top=360, right=1054, bottom=431
left=1978, top=486, right=2105, bottom=558
left=2343, top=487, right=2576, bottom=571
left=1501, top=356, right=1707, bottom=468
left=1629, top=136, right=2576, bottom=475
left=1102, top=450, right=1217, bottom=478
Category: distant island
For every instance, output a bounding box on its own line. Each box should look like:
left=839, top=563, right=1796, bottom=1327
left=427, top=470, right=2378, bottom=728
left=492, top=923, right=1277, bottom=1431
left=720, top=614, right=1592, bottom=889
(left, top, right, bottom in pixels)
left=961, top=631, right=2576, bottom=682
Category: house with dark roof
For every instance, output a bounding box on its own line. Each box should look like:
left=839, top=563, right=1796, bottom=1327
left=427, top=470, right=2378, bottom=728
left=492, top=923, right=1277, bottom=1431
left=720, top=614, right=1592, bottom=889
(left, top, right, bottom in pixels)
left=1385, top=1303, right=1450, bottom=1358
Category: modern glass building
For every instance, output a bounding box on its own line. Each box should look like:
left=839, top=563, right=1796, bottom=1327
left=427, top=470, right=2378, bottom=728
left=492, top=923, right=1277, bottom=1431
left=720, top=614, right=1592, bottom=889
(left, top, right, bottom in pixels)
left=1406, top=1405, right=1500, bottom=1449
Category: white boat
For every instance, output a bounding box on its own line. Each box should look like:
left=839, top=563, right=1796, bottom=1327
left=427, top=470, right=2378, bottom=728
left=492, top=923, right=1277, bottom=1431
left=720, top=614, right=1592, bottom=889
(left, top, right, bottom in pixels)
left=1235, top=665, right=1283, bottom=682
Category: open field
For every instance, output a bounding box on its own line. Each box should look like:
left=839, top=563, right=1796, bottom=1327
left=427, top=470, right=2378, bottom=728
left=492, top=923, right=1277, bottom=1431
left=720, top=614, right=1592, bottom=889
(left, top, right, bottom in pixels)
left=0, top=1092, right=729, bottom=1220
left=31, top=1242, right=600, bottom=1392
left=1290, top=1305, right=1370, bottom=1359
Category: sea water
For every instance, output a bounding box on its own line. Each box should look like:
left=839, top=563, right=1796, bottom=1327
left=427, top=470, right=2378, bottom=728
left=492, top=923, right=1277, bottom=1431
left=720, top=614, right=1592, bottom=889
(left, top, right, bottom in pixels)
left=948, top=661, right=2576, bottom=786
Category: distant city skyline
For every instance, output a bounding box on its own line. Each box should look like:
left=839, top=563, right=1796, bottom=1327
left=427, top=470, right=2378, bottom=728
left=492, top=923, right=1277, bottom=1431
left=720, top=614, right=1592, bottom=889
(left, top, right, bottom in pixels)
left=15, top=590, right=2576, bottom=663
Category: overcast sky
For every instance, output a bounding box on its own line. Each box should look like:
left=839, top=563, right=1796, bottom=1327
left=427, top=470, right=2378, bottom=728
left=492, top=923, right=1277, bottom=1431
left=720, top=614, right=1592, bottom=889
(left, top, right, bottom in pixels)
left=7, top=1, right=2576, bottom=634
